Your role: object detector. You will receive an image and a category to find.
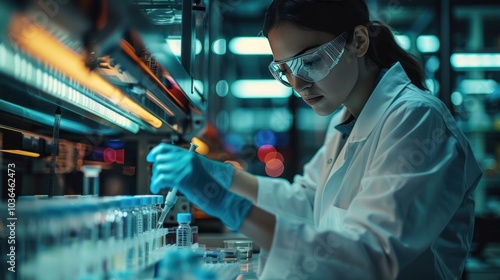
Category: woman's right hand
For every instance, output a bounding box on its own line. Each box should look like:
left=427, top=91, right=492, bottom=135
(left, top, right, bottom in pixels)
left=147, top=143, right=253, bottom=229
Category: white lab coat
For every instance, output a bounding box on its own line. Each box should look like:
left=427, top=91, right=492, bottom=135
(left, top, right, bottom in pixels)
left=255, top=62, right=482, bottom=280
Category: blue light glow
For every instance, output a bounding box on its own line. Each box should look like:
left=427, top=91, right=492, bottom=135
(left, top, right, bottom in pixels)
left=451, top=53, right=500, bottom=69
left=416, top=35, right=440, bottom=53
left=460, top=79, right=497, bottom=94
left=212, top=39, right=227, bottom=55
left=255, top=129, right=277, bottom=147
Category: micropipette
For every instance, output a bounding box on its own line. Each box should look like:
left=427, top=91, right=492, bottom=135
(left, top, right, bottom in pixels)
left=156, top=142, right=198, bottom=230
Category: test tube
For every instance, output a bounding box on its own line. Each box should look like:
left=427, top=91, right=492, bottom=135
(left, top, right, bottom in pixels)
left=82, top=165, right=102, bottom=196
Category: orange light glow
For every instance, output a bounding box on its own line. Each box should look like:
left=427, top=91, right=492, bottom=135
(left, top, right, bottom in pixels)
left=191, top=137, right=209, bottom=155
left=8, top=14, right=162, bottom=129
left=265, top=158, right=284, bottom=177
left=0, top=150, right=40, bottom=157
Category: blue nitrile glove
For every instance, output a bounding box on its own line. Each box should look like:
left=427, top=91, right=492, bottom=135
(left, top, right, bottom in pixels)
left=147, top=143, right=253, bottom=230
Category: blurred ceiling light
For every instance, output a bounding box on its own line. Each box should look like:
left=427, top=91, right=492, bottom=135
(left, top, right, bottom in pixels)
left=166, top=39, right=202, bottom=56
left=216, top=80, right=229, bottom=97
left=451, top=91, right=464, bottom=106
left=416, top=35, right=440, bottom=53
left=229, top=37, right=272, bottom=55
left=451, top=53, right=500, bottom=69
left=212, top=39, right=227, bottom=55
left=395, top=35, right=411, bottom=51
left=0, top=44, right=141, bottom=133
left=231, top=80, right=292, bottom=98
left=425, top=56, right=440, bottom=72
left=460, top=79, right=497, bottom=94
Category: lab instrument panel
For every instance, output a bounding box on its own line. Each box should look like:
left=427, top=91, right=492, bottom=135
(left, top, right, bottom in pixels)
left=0, top=0, right=207, bottom=140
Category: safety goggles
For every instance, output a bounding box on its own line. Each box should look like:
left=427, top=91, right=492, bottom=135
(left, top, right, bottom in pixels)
left=268, top=32, right=348, bottom=87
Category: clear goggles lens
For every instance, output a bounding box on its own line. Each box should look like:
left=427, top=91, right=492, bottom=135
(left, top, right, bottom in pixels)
left=269, top=32, right=348, bottom=87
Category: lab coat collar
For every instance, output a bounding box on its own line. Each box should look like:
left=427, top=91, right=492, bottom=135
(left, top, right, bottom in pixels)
left=349, top=62, right=411, bottom=141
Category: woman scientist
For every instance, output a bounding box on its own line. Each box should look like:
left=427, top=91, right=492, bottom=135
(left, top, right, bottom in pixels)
left=147, top=0, right=482, bottom=279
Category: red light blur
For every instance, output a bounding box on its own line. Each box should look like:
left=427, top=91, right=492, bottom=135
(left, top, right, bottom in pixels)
left=258, top=145, right=276, bottom=162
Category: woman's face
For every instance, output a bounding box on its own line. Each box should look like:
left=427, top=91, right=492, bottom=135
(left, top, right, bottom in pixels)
left=268, top=22, right=359, bottom=116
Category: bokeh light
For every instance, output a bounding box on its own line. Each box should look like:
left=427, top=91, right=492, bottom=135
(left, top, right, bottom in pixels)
left=265, top=158, right=284, bottom=177
left=223, top=133, right=245, bottom=153
left=258, top=145, right=276, bottom=162
left=264, top=151, right=284, bottom=163
left=255, top=129, right=276, bottom=147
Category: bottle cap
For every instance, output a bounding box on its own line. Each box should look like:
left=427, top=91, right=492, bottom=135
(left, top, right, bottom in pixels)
left=177, top=213, right=192, bottom=223
left=82, top=165, right=102, bottom=178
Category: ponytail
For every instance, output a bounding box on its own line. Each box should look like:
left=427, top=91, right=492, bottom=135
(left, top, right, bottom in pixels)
left=366, top=21, right=427, bottom=91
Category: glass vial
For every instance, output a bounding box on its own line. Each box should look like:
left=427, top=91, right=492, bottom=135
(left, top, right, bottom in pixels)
left=176, top=213, right=192, bottom=249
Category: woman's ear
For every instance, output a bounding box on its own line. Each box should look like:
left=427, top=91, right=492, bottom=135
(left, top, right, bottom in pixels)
left=352, top=25, right=370, bottom=57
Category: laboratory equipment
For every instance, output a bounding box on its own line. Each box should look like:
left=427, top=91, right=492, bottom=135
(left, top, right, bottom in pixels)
left=223, top=240, right=254, bottom=262
left=176, top=213, right=193, bottom=249
left=82, top=165, right=102, bottom=196
left=156, top=142, right=198, bottom=230
left=220, top=248, right=239, bottom=263
left=204, top=249, right=223, bottom=264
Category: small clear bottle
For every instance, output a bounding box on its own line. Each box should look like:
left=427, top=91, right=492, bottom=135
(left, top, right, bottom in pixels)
left=82, top=165, right=102, bottom=196
left=176, top=213, right=192, bottom=250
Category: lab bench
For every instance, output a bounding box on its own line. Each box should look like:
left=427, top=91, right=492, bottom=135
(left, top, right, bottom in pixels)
left=2, top=196, right=260, bottom=280
left=136, top=252, right=260, bottom=279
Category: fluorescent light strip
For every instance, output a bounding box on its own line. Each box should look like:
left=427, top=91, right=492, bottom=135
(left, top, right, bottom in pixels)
left=231, top=80, right=292, bottom=98
left=451, top=53, right=500, bottom=69
left=0, top=44, right=140, bottom=133
left=166, top=39, right=202, bottom=56
left=460, top=79, right=497, bottom=94
left=7, top=18, right=161, bottom=129
left=229, top=37, right=272, bottom=55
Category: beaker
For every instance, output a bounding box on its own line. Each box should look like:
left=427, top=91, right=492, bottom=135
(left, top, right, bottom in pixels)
left=223, top=240, right=253, bottom=262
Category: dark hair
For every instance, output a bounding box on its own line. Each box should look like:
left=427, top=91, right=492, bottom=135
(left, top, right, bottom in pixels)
left=263, top=0, right=427, bottom=90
